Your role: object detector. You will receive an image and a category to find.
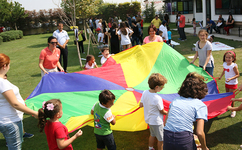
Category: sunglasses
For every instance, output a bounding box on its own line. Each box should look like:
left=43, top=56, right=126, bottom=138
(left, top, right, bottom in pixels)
left=50, top=42, right=57, bottom=45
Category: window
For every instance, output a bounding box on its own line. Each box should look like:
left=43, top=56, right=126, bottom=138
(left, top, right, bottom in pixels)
left=196, top=0, right=202, bottom=13
left=215, top=0, right=242, bottom=14
left=170, top=1, right=193, bottom=14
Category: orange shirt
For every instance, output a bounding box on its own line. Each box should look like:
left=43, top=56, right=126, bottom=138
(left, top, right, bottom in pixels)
left=39, top=47, right=60, bottom=69
left=179, top=15, right=185, bottom=28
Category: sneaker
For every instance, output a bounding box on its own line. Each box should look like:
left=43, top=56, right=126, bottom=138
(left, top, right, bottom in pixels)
left=65, top=70, right=69, bottom=73
left=231, top=111, right=236, bottom=118
left=23, top=133, right=34, bottom=138
left=178, top=38, right=182, bottom=40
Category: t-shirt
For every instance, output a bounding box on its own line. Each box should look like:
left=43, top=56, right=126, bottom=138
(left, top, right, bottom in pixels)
left=179, top=15, right=185, bottom=28
left=151, top=18, right=161, bottom=28
left=140, top=90, right=164, bottom=125
left=85, top=62, right=97, bottom=69
left=168, top=31, right=172, bottom=40
left=164, top=96, right=208, bottom=133
left=195, top=41, right=214, bottom=67
left=45, top=121, right=73, bottom=150
left=117, top=28, right=133, bottom=45
left=0, top=78, right=25, bottom=124
left=98, top=33, right=104, bottom=43
left=53, top=29, right=70, bottom=46
left=92, top=102, right=114, bottom=135
left=89, top=19, right=93, bottom=27
left=159, top=25, right=168, bottom=41
left=143, top=36, right=163, bottom=44
left=95, top=19, right=99, bottom=28
left=108, top=28, right=119, bottom=42
left=208, top=20, right=216, bottom=26
left=101, top=54, right=111, bottom=65
left=39, top=47, right=60, bottom=69
left=223, top=62, right=238, bottom=85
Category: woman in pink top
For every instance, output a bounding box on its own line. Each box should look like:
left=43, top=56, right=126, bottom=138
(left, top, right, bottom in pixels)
left=143, top=25, right=163, bottom=44
left=39, top=36, right=64, bottom=77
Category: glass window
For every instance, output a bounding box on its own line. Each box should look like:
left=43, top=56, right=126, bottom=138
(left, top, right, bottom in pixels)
left=170, top=1, right=193, bottom=14
left=215, top=0, right=242, bottom=14
left=196, top=0, right=202, bottom=13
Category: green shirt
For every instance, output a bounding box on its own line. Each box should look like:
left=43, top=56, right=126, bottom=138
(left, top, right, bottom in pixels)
left=93, top=103, right=113, bottom=135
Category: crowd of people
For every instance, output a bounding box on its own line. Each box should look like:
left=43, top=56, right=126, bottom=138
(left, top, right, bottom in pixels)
left=1, top=12, right=242, bottom=150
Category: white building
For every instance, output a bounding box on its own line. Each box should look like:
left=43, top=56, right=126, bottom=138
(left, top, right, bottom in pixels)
left=163, top=0, right=242, bottom=27
left=141, top=0, right=165, bottom=14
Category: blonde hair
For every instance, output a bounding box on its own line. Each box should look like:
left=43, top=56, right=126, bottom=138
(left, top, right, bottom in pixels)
left=198, top=29, right=208, bottom=37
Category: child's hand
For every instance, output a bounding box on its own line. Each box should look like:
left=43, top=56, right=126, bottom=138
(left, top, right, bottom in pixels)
left=75, top=129, right=83, bottom=138
left=227, top=106, right=232, bottom=110
left=218, top=77, right=221, bottom=80
left=231, top=98, right=236, bottom=102
left=226, top=78, right=231, bottom=82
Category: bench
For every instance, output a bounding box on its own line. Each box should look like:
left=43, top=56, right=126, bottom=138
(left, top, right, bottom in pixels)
left=215, top=20, right=242, bottom=36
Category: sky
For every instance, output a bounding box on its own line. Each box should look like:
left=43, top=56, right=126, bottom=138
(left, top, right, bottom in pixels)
left=14, top=0, right=135, bottom=11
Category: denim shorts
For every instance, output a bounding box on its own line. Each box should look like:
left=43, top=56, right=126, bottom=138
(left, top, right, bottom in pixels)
left=95, top=133, right=116, bottom=150
left=0, top=120, right=23, bottom=150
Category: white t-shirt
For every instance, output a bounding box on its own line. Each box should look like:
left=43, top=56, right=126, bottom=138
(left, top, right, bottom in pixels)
left=223, top=62, right=238, bottom=85
left=95, top=19, right=99, bottom=28
left=98, top=33, right=104, bottom=43
left=117, top=28, right=133, bottom=45
left=159, top=25, right=168, bottom=41
left=97, top=22, right=102, bottom=29
left=195, top=41, right=214, bottom=67
left=53, top=29, right=70, bottom=46
left=0, top=78, right=25, bottom=124
left=140, top=90, right=164, bottom=125
left=101, top=54, right=111, bottom=65
left=85, top=62, right=97, bottom=69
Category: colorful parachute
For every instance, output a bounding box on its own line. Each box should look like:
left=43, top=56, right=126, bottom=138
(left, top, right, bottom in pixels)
left=25, top=42, right=233, bottom=133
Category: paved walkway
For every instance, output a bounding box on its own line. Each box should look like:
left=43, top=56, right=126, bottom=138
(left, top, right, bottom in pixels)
left=183, top=27, right=242, bottom=41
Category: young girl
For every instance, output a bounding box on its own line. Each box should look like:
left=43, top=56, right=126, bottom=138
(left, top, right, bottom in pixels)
left=190, top=29, right=214, bottom=76
left=219, top=51, right=239, bottom=117
left=192, top=18, right=197, bottom=36
left=38, top=99, right=83, bottom=150
left=117, top=22, right=133, bottom=51
left=84, top=55, right=98, bottom=70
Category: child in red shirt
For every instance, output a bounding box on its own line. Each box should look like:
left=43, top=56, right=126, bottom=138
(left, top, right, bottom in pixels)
left=38, top=99, right=83, bottom=150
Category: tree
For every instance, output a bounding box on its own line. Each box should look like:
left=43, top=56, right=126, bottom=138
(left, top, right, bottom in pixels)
left=0, top=0, right=11, bottom=27
left=143, top=1, right=155, bottom=23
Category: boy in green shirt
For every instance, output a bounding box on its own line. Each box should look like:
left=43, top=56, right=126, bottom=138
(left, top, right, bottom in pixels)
left=91, top=90, right=116, bottom=150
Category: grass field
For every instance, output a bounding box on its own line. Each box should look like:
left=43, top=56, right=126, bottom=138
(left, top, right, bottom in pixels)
left=1, top=23, right=242, bottom=150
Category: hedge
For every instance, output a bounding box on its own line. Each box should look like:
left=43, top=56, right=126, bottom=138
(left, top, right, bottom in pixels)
left=0, top=36, right=2, bottom=45
left=0, top=30, right=23, bottom=42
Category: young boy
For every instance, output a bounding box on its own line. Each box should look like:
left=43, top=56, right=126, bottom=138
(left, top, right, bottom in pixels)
left=159, top=30, right=166, bottom=43
left=97, top=29, right=104, bottom=46
left=91, top=90, right=116, bottom=150
left=101, top=48, right=112, bottom=66
left=139, top=73, right=168, bottom=150
left=167, top=27, right=172, bottom=45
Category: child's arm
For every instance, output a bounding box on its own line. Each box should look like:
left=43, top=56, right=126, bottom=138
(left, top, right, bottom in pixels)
left=159, top=109, right=168, bottom=115
left=110, top=116, right=116, bottom=125
left=226, top=66, right=239, bottom=82
left=218, top=70, right=225, bottom=80
left=163, top=110, right=169, bottom=126
left=139, top=102, right=143, bottom=108
left=227, top=104, right=242, bottom=111
left=91, top=110, right=94, bottom=115
left=190, top=51, right=198, bottom=64
left=56, top=130, right=83, bottom=149
left=196, top=119, right=209, bottom=150
left=94, top=63, right=98, bottom=68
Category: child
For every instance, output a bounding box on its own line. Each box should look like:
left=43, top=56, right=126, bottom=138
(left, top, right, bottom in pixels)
left=139, top=73, right=168, bottom=150
left=98, top=29, right=104, bottom=46
left=101, top=48, right=112, bottom=65
left=117, top=22, right=133, bottom=51
left=38, top=99, right=83, bottom=150
left=192, top=18, right=197, bottom=36
left=159, top=30, right=166, bottom=43
left=167, top=27, right=172, bottom=46
left=219, top=51, right=239, bottom=117
left=91, top=90, right=116, bottom=150
left=207, top=35, right=214, bottom=43
left=85, top=55, right=98, bottom=70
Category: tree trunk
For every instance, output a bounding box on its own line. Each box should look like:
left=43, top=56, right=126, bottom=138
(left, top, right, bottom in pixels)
left=15, top=23, right=17, bottom=30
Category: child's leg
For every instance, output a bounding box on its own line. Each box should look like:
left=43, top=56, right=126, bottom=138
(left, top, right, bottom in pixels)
left=157, top=141, right=163, bottom=150
left=127, top=44, right=131, bottom=49
left=122, top=45, right=126, bottom=51
left=149, top=136, right=155, bottom=148
left=228, top=88, right=236, bottom=107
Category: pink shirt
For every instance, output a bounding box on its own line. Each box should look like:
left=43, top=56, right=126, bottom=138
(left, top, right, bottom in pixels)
left=39, top=47, right=60, bottom=69
left=143, top=36, right=163, bottom=44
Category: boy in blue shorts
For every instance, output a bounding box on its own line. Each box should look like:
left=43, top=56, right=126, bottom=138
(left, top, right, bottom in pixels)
left=91, top=90, right=116, bottom=150
left=140, top=73, right=168, bottom=150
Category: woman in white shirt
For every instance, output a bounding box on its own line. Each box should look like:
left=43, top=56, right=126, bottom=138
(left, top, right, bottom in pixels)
left=0, top=53, right=38, bottom=149
left=117, top=22, right=133, bottom=50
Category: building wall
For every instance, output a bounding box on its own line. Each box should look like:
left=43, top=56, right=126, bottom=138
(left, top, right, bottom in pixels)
left=169, top=14, right=193, bottom=23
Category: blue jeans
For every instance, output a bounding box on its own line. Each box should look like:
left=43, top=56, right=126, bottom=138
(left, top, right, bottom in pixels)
left=132, top=36, right=140, bottom=46
left=0, top=120, right=23, bottom=150
left=200, top=62, right=214, bottom=77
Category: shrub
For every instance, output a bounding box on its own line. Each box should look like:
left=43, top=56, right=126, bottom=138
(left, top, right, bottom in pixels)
left=0, top=36, right=2, bottom=45
left=0, top=30, right=23, bottom=42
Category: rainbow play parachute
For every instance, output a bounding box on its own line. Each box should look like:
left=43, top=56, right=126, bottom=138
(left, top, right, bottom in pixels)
left=25, top=42, right=233, bottom=133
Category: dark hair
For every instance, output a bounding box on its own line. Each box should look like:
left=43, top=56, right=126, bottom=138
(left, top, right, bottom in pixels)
left=58, top=22, right=63, bottom=26
left=223, top=51, right=236, bottom=62
left=193, top=18, right=195, bottom=21
left=48, top=36, right=57, bottom=43
left=0, top=53, right=10, bottom=69
left=178, top=72, right=208, bottom=99
left=86, top=55, right=94, bottom=64
left=167, top=27, right=170, bottom=30
left=148, top=24, right=157, bottom=34
left=125, top=21, right=129, bottom=28
left=99, top=90, right=115, bottom=105
left=120, top=22, right=127, bottom=35
left=159, top=30, right=163, bottom=34
left=155, top=15, right=158, bottom=17
left=148, top=73, right=167, bottom=89
left=38, top=99, right=62, bottom=132
left=112, top=22, right=117, bottom=28
left=101, top=47, right=109, bottom=53
left=178, top=11, right=181, bottom=14
left=211, top=35, right=214, bottom=39
left=228, top=14, right=234, bottom=22
left=132, top=20, right=136, bottom=24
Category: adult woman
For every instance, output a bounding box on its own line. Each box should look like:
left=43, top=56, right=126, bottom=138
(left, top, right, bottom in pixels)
left=108, top=22, right=120, bottom=54
left=97, top=19, right=102, bottom=30
left=143, top=24, right=163, bottom=44
left=39, top=36, right=64, bottom=77
left=224, top=14, right=234, bottom=35
left=0, top=53, right=38, bottom=149
left=190, top=30, right=214, bottom=76
left=164, top=72, right=209, bottom=150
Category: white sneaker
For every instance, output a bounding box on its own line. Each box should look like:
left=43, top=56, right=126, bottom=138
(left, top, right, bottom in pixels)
left=231, top=111, right=236, bottom=118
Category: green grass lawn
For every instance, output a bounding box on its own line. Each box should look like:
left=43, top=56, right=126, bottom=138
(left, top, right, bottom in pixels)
left=1, top=23, right=242, bottom=149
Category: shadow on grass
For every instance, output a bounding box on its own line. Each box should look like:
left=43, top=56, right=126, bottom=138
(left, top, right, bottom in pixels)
left=27, top=43, right=47, bottom=48
left=31, top=73, right=41, bottom=77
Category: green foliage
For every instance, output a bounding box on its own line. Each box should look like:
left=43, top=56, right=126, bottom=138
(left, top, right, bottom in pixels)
left=0, top=30, right=23, bottom=42
left=143, top=2, right=156, bottom=23
left=0, top=36, right=2, bottom=45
